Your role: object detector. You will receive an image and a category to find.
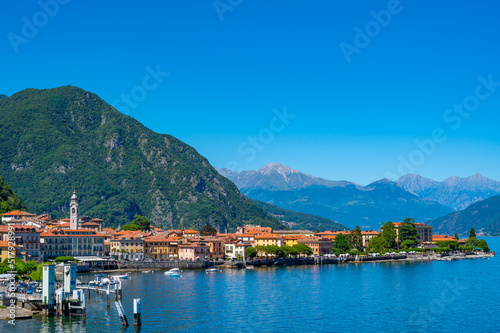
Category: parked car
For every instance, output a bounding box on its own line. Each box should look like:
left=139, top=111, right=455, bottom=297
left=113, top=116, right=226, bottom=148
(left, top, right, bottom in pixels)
left=18, top=287, right=26, bottom=293
left=35, top=287, right=43, bottom=294
left=26, top=288, right=34, bottom=295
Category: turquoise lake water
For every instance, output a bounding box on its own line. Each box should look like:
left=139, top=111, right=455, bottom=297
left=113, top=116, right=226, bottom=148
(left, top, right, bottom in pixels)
left=2, top=237, right=499, bottom=332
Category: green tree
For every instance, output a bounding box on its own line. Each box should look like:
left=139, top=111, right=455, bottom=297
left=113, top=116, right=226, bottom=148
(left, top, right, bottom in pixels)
left=399, top=221, right=418, bottom=243
left=436, top=241, right=459, bottom=251
left=132, top=215, right=151, bottom=231
left=245, top=247, right=257, bottom=258
left=54, top=256, right=77, bottom=262
left=121, top=223, right=141, bottom=231
left=348, top=226, right=363, bottom=251
left=333, top=233, right=350, bottom=253
left=236, top=254, right=242, bottom=261
left=367, top=236, right=389, bottom=253
left=477, top=239, right=490, bottom=252
left=293, top=243, right=313, bottom=256
left=465, top=237, right=479, bottom=247
left=381, top=221, right=398, bottom=249
left=454, top=233, right=459, bottom=240
left=401, top=239, right=417, bottom=249
left=200, top=225, right=217, bottom=236
left=469, top=228, right=476, bottom=239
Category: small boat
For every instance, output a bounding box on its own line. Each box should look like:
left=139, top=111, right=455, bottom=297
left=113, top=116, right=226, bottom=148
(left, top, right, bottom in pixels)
left=164, top=268, right=181, bottom=277
left=245, top=265, right=255, bottom=270
left=142, top=270, right=152, bottom=273
left=206, top=267, right=219, bottom=273
left=111, top=273, right=130, bottom=280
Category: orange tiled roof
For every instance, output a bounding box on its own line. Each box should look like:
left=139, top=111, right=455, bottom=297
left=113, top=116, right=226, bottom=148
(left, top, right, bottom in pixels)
left=433, top=235, right=457, bottom=242
left=254, top=233, right=283, bottom=239
left=1, top=210, right=35, bottom=216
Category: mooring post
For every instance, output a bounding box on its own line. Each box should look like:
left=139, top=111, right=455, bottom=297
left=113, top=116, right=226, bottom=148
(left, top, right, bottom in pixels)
left=115, top=301, right=129, bottom=327
left=106, top=283, right=110, bottom=308
left=114, top=283, right=118, bottom=301
left=134, top=298, right=142, bottom=327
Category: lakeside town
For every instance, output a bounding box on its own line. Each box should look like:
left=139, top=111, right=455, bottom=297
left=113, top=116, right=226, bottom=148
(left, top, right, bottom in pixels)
left=0, top=192, right=493, bottom=269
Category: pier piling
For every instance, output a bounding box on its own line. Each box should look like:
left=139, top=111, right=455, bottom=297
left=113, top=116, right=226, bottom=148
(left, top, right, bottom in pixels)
left=134, top=298, right=142, bottom=327
left=115, top=301, right=129, bottom=327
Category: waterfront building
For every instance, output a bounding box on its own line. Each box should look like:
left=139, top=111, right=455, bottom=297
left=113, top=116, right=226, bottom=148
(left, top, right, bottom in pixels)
left=236, top=232, right=257, bottom=243
left=235, top=241, right=253, bottom=259
left=224, top=240, right=237, bottom=259
left=110, top=231, right=146, bottom=260
left=297, top=237, right=333, bottom=256
left=144, top=236, right=180, bottom=260
left=254, top=234, right=285, bottom=247
left=284, top=235, right=305, bottom=247
left=361, top=230, right=380, bottom=247
left=0, top=225, right=42, bottom=261
left=179, top=240, right=210, bottom=260
left=392, top=222, right=433, bottom=244
left=183, top=229, right=201, bottom=239
left=40, top=229, right=105, bottom=259
left=274, top=230, right=315, bottom=237
left=201, top=236, right=225, bottom=260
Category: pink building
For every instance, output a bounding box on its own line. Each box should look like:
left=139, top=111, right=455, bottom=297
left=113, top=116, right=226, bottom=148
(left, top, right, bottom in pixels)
left=179, top=241, right=210, bottom=260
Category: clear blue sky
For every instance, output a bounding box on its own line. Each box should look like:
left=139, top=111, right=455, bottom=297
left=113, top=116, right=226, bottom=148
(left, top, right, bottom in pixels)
left=2, top=0, right=500, bottom=185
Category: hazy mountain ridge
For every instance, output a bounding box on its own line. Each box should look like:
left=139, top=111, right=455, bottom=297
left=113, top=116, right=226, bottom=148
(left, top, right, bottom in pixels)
left=0, top=86, right=281, bottom=231
left=428, top=195, right=500, bottom=236
left=250, top=199, right=348, bottom=231
left=397, top=173, right=500, bottom=211
left=219, top=164, right=453, bottom=229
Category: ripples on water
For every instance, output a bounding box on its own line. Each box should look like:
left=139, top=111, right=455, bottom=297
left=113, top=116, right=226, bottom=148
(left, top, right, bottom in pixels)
left=3, top=237, right=500, bottom=333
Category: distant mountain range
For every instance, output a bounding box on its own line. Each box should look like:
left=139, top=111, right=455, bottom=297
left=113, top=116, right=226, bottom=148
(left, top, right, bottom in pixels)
left=218, top=164, right=453, bottom=230
left=250, top=199, right=348, bottom=231
left=396, top=173, right=500, bottom=211
left=0, top=86, right=282, bottom=231
left=428, top=195, right=500, bottom=236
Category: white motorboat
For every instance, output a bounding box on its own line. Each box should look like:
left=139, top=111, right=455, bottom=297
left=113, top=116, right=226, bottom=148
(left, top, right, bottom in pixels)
left=164, top=268, right=181, bottom=277
left=206, top=267, right=220, bottom=273
left=245, top=265, right=255, bottom=270
left=111, top=273, right=130, bottom=281
left=142, top=270, right=152, bottom=273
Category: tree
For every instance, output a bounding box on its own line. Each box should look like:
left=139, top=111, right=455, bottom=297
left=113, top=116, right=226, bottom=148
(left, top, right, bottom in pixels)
left=381, top=221, right=397, bottom=249
left=367, top=236, right=389, bottom=253
left=54, top=256, right=77, bottom=262
left=454, top=233, right=459, bottom=240
left=245, top=247, right=257, bottom=258
left=469, top=228, right=476, bottom=239
left=436, top=241, right=458, bottom=251
left=132, top=215, right=151, bottom=231
left=399, top=222, right=418, bottom=243
left=465, top=237, right=479, bottom=247
left=348, top=226, right=363, bottom=251
left=200, top=225, right=217, bottom=236
left=401, top=239, right=417, bottom=249
left=293, top=243, right=313, bottom=256
left=121, top=223, right=141, bottom=231
left=316, top=228, right=320, bottom=233
left=333, top=233, right=350, bottom=253
left=236, top=254, right=242, bottom=261
left=477, top=239, right=490, bottom=252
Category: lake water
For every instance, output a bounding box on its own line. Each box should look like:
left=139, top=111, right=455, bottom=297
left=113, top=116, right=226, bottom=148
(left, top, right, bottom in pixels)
left=2, top=237, right=499, bottom=332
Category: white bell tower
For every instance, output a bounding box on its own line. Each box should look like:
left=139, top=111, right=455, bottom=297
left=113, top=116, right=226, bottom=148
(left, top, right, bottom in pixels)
left=70, top=190, right=79, bottom=230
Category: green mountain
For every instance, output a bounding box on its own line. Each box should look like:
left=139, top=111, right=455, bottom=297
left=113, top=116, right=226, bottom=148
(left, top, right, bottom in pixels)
left=428, top=195, right=500, bottom=236
left=0, top=175, right=26, bottom=214
left=220, top=165, right=453, bottom=230
left=0, top=86, right=281, bottom=230
left=250, top=199, right=348, bottom=231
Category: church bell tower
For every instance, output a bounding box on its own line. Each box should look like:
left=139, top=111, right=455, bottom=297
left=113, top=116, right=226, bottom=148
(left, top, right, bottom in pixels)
left=70, top=190, right=79, bottom=230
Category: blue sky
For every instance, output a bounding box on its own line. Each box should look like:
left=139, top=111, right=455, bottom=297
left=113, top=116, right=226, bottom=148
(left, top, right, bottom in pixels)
left=1, top=0, right=500, bottom=185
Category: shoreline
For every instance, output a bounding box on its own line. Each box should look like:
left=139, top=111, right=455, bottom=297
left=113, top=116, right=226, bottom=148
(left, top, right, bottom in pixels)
left=78, top=252, right=495, bottom=275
